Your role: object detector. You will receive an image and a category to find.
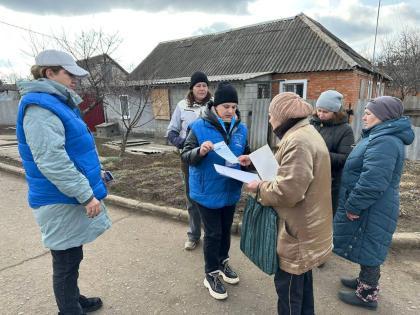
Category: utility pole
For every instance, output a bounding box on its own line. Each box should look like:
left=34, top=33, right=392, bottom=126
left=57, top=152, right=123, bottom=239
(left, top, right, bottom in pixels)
left=370, top=0, right=382, bottom=98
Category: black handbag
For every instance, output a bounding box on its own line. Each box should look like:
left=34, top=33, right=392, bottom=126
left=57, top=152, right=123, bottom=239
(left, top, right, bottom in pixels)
left=240, top=190, right=279, bottom=275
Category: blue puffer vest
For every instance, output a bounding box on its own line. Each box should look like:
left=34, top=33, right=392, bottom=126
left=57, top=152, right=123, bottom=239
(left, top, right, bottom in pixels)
left=16, top=92, right=107, bottom=208
left=333, top=117, right=414, bottom=266
left=189, top=118, right=247, bottom=209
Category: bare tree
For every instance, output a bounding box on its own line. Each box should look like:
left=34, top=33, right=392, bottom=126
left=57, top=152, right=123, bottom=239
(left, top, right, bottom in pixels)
left=106, top=79, right=169, bottom=157
left=57, top=29, right=124, bottom=115
left=23, top=28, right=162, bottom=157
left=24, top=28, right=124, bottom=115
left=377, top=28, right=420, bottom=100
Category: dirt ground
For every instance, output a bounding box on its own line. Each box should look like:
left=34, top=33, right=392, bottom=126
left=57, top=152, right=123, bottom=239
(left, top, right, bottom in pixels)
left=1, top=127, right=419, bottom=232
left=96, top=138, right=420, bottom=232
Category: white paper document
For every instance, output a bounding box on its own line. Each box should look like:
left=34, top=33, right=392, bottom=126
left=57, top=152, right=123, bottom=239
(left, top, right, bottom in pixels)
left=214, top=164, right=260, bottom=184
left=213, top=141, right=239, bottom=164
left=249, top=144, right=279, bottom=181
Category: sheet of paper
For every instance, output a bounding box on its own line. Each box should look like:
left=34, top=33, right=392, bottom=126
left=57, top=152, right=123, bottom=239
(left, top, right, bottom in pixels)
left=213, top=141, right=239, bottom=164
left=249, top=144, right=279, bottom=181
left=214, top=164, right=260, bottom=184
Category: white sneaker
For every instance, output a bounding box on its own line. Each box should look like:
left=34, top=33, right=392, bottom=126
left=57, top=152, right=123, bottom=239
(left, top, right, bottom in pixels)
left=184, top=239, right=199, bottom=250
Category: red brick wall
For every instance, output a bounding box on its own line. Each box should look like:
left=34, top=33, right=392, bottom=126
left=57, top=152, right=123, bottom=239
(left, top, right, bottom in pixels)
left=271, top=70, right=381, bottom=112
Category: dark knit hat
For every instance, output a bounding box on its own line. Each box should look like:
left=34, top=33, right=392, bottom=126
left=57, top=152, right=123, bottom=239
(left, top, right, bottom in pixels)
left=189, top=71, right=209, bottom=89
left=269, top=92, right=313, bottom=130
left=366, top=96, right=404, bottom=122
left=214, top=82, right=238, bottom=106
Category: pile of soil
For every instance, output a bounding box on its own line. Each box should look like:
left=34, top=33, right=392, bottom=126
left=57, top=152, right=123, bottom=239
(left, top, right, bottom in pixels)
left=0, top=127, right=418, bottom=232
left=97, top=139, right=248, bottom=222
left=98, top=140, right=420, bottom=232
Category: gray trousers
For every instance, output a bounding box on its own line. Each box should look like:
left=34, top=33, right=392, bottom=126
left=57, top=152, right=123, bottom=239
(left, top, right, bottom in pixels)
left=181, top=160, right=201, bottom=241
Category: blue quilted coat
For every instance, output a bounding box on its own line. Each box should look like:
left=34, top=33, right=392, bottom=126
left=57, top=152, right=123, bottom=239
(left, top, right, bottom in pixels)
left=333, top=117, right=414, bottom=266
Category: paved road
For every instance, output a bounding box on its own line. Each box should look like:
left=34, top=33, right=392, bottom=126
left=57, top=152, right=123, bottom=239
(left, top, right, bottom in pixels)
left=1, top=172, right=419, bottom=314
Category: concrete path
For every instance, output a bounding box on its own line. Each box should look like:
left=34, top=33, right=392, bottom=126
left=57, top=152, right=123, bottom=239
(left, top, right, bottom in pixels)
left=1, top=172, right=419, bottom=314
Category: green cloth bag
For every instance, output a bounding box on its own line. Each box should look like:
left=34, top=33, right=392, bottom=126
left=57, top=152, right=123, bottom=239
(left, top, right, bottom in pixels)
left=240, top=193, right=279, bottom=275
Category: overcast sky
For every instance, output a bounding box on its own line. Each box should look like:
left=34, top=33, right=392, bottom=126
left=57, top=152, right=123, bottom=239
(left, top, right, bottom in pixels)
left=0, top=0, right=419, bottom=81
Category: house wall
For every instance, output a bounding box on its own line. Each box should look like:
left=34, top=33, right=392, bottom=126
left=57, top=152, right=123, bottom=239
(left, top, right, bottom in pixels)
left=271, top=70, right=385, bottom=112
left=103, top=74, right=272, bottom=147
left=0, top=91, right=19, bottom=125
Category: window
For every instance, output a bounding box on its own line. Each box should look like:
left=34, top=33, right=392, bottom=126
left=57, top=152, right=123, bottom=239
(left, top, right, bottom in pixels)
left=257, top=83, right=270, bottom=99
left=279, top=79, right=308, bottom=99
left=359, top=79, right=367, bottom=99
left=367, top=80, right=373, bottom=99
left=119, top=95, right=130, bottom=120
left=101, top=63, right=113, bottom=83
left=376, top=81, right=384, bottom=97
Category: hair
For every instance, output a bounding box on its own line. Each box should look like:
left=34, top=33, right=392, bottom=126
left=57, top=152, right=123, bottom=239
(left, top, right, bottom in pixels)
left=313, top=108, right=347, bottom=123
left=30, top=65, right=62, bottom=79
left=186, top=90, right=212, bottom=106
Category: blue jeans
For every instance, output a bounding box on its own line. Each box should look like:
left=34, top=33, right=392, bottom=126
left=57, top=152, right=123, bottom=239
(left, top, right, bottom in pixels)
left=181, top=160, right=201, bottom=241
left=51, top=246, right=84, bottom=315
left=195, top=202, right=236, bottom=273
left=274, top=268, right=315, bottom=315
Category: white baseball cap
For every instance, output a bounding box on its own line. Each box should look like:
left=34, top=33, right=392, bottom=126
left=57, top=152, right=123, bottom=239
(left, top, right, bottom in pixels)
left=35, top=49, right=89, bottom=77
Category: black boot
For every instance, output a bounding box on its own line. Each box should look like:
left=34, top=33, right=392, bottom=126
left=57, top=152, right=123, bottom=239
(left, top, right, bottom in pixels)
left=79, top=295, right=103, bottom=313
left=338, top=280, right=379, bottom=310
left=340, top=277, right=358, bottom=289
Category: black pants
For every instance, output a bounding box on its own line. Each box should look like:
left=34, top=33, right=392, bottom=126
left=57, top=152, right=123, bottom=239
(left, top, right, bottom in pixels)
left=195, top=202, right=235, bottom=274
left=274, top=268, right=315, bottom=315
left=51, top=246, right=84, bottom=315
left=359, top=265, right=381, bottom=286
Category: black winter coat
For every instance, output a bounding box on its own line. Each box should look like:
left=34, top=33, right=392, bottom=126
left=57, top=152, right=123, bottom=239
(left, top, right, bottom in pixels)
left=310, top=113, right=354, bottom=213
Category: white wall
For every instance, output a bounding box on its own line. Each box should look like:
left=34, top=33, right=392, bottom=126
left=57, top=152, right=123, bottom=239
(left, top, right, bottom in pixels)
left=0, top=91, right=19, bottom=125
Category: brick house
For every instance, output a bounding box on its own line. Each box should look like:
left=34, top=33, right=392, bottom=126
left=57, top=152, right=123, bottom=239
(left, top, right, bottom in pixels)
left=125, top=13, right=389, bottom=148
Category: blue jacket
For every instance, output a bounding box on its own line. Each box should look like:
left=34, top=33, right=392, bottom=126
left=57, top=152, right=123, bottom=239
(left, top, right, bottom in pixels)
left=17, top=92, right=107, bottom=208
left=181, top=106, right=248, bottom=209
left=333, top=117, right=414, bottom=266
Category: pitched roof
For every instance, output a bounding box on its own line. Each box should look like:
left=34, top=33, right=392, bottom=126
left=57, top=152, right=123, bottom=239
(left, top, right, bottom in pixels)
left=77, top=54, right=128, bottom=75
left=130, top=13, right=386, bottom=82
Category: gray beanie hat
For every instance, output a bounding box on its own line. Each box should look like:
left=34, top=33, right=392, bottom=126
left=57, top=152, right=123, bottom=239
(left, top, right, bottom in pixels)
left=316, top=90, right=343, bottom=112
left=365, top=96, right=404, bottom=122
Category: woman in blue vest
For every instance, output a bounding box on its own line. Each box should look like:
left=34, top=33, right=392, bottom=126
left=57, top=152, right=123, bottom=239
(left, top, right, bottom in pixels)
left=181, top=82, right=249, bottom=300
left=16, top=49, right=111, bottom=314
left=334, top=96, right=414, bottom=310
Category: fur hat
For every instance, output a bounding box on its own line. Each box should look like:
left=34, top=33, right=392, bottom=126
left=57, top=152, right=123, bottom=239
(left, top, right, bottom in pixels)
left=269, top=92, right=313, bottom=130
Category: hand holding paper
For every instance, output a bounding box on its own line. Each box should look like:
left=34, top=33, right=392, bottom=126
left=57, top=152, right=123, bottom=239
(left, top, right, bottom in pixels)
left=214, top=164, right=260, bottom=183
left=199, top=141, right=214, bottom=156
left=213, top=141, right=239, bottom=164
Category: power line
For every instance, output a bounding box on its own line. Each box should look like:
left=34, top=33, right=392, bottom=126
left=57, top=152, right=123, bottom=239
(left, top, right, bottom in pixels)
left=0, top=19, right=58, bottom=40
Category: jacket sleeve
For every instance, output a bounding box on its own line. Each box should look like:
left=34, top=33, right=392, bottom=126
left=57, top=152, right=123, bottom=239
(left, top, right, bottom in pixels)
left=344, top=136, right=399, bottom=215
left=180, top=129, right=205, bottom=166
left=330, top=125, right=354, bottom=170
left=167, top=130, right=185, bottom=149
left=166, top=104, right=182, bottom=134
left=258, top=140, right=314, bottom=208
left=23, top=106, right=94, bottom=204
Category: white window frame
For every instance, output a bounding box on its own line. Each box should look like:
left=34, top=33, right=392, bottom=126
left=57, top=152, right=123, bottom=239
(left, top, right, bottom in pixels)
left=279, top=79, right=308, bottom=99
left=119, top=95, right=130, bottom=120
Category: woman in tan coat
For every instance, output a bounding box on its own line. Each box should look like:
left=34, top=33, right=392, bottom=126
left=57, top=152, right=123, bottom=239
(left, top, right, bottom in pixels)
left=244, top=92, right=333, bottom=314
